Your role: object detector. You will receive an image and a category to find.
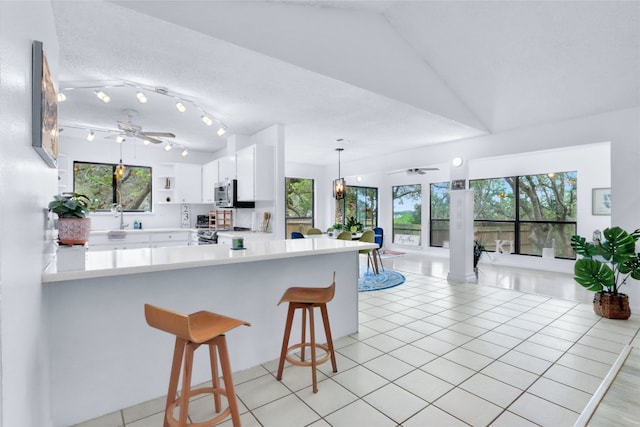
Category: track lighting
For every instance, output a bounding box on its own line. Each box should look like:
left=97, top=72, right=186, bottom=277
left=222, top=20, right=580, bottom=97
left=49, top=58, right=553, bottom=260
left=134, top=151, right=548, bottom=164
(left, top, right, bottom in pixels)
left=201, top=114, right=213, bottom=126
left=180, top=148, right=189, bottom=157
left=86, top=130, right=95, bottom=142
left=164, top=143, right=173, bottom=152
left=136, top=91, right=147, bottom=104
left=116, top=135, right=125, bottom=143
left=61, top=80, right=230, bottom=143
left=94, top=89, right=110, bottom=103
left=143, top=138, right=152, bottom=146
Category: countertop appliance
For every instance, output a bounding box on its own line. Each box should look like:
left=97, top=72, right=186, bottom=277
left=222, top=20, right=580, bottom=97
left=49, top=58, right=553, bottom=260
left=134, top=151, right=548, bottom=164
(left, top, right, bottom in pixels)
left=196, top=215, right=210, bottom=228
left=214, top=179, right=255, bottom=209
left=196, top=229, right=218, bottom=245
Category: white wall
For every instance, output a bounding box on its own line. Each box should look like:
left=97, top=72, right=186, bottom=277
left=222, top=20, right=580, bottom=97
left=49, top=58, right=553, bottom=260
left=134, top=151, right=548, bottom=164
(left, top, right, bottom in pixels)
left=0, top=2, right=58, bottom=425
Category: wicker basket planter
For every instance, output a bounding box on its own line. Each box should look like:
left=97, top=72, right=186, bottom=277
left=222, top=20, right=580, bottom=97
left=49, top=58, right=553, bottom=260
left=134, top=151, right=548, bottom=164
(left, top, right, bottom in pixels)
left=593, top=291, right=631, bottom=320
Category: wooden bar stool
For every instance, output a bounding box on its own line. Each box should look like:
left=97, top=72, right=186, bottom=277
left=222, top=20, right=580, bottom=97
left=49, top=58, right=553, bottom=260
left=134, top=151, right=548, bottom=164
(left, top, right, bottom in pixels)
left=144, top=304, right=250, bottom=427
left=276, top=272, right=337, bottom=393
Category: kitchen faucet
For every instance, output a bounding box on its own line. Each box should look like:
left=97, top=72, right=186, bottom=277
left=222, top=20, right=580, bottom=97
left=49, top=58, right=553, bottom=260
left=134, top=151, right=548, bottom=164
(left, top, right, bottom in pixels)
left=112, top=204, right=129, bottom=230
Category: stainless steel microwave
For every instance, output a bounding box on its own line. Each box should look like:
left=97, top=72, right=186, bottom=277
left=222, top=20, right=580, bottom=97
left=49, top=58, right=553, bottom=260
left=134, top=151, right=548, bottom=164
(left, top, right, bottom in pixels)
left=214, top=180, right=233, bottom=207
left=213, top=179, right=255, bottom=208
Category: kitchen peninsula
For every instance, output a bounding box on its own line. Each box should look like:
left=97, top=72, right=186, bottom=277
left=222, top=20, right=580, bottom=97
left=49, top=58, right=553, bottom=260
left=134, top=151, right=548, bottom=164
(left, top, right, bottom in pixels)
left=43, top=238, right=376, bottom=427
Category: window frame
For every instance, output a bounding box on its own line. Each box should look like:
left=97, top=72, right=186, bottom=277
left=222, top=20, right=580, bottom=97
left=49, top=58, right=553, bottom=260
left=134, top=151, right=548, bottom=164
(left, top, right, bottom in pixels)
left=285, top=177, right=315, bottom=236
left=73, top=160, right=152, bottom=213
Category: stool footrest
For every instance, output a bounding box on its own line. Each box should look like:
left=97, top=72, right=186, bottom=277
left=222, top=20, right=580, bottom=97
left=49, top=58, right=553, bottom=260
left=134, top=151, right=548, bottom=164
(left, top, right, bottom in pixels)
left=166, top=387, right=232, bottom=427
left=284, top=342, right=332, bottom=367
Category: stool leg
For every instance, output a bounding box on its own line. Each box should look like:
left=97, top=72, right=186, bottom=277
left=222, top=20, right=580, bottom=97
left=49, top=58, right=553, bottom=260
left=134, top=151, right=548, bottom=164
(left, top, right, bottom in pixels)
left=320, top=304, right=338, bottom=373
left=216, top=335, right=242, bottom=427
left=300, top=305, right=307, bottom=362
left=308, top=305, right=318, bottom=393
left=277, top=303, right=296, bottom=380
left=178, top=342, right=196, bottom=426
left=208, top=343, right=221, bottom=413
left=164, top=337, right=186, bottom=427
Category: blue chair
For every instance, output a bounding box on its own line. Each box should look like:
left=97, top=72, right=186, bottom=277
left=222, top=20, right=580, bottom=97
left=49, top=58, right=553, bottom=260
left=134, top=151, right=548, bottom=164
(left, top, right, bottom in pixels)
left=291, top=232, right=305, bottom=239
left=373, top=227, right=384, bottom=271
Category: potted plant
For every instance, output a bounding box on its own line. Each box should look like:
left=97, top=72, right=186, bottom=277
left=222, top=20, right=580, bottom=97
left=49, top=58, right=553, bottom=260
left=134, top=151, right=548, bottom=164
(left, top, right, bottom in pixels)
left=345, top=216, right=363, bottom=234
left=473, top=240, right=486, bottom=277
left=570, top=226, right=640, bottom=319
left=49, top=193, right=93, bottom=246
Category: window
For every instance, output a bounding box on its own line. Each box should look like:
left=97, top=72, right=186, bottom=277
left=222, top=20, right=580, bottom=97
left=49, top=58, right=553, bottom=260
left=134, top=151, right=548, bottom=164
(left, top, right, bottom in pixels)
left=345, top=186, right=378, bottom=229
left=73, top=161, right=152, bottom=212
left=285, top=177, right=314, bottom=236
left=430, top=182, right=450, bottom=246
left=392, top=184, right=421, bottom=245
left=470, top=171, right=577, bottom=258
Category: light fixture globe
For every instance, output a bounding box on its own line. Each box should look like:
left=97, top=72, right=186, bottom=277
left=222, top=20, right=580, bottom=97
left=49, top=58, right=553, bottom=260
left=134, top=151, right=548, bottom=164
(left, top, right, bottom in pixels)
left=452, top=156, right=464, bottom=167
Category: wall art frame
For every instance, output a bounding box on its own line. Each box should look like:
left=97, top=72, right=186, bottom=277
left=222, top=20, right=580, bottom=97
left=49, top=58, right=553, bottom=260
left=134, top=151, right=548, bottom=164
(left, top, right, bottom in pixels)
left=32, top=40, right=58, bottom=168
left=592, top=187, right=611, bottom=216
left=451, top=179, right=466, bottom=190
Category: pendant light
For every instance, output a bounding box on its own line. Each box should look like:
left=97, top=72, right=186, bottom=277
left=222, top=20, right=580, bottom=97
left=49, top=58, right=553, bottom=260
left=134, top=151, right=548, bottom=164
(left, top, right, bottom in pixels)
left=114, top=141, right=125, bottom=180
left=333, top=148, right=346, bottom=200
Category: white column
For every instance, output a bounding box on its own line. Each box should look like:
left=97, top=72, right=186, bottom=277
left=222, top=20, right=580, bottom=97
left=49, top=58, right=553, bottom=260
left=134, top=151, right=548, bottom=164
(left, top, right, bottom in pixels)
left=447, top=189, right=476, bottom=282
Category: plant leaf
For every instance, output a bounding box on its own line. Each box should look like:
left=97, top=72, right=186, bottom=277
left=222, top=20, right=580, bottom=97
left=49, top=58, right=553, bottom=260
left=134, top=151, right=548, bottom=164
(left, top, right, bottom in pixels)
left=574, top=259, right=614, bottom=292
left=570, top=235, right=599, bottom=258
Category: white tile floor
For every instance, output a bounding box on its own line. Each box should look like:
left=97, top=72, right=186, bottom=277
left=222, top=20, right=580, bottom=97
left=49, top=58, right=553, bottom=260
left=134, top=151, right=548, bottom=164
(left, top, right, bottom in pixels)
left=74, top=253, right=640, bottom=427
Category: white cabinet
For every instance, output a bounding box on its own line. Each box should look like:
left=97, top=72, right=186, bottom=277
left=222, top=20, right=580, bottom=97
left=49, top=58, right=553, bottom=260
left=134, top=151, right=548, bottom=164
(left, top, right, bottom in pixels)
left=202, top=160, right=219, bottom=203
left=150, top=231, right=191, bottom=248
left=174, top=163, right=202, bottom=203
left=88, top=230, right=193, bottom=251
left=218, top=155, right=236, bottom=182
left=236, top=144, right=274, bottom=201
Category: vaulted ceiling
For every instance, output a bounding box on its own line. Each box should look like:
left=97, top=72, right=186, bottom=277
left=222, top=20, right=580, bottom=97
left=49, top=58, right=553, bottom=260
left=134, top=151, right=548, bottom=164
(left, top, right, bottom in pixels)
left=53, top=0, right=640, bottom=167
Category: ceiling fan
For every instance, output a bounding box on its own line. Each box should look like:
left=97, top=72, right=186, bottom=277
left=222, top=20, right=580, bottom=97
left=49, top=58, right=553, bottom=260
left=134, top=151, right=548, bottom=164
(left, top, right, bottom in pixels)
left=108, top=109, right=176, bottom=144
left=389, top=167, right=440, bottom=175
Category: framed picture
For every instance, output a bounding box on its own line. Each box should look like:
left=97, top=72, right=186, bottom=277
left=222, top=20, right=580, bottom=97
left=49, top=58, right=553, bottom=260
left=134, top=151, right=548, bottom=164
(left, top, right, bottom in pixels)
left=451, top=179, right=466, bottom=190
left=592, top=187, right=611, bottom=215
left=32, top=40, right=58, bottom=168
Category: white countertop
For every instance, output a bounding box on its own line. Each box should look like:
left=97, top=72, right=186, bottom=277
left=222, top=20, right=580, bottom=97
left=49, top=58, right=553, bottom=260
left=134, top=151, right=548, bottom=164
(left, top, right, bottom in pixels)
left=43, top=238, right=376, bottom=283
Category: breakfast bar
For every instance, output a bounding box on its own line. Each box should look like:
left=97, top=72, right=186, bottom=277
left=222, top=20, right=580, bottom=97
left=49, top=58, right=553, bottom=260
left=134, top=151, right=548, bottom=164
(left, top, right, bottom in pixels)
left=42, top=238, right=375, bottom=427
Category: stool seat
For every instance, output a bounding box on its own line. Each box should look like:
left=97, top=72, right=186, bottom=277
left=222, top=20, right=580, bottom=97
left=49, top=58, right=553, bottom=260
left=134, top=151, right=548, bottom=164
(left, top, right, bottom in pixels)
left=145, top=304, right=249, bottom=427
left=276, top=273, right=337, bottom=393
left=145, top=305, right=249, bottom=343
left=278, top=285, right=335, bottom=306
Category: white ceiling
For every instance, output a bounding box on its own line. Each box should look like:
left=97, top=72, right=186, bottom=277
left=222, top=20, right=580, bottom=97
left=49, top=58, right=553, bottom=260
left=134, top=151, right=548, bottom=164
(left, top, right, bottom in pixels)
left=53, top=0, right=640, bottom=167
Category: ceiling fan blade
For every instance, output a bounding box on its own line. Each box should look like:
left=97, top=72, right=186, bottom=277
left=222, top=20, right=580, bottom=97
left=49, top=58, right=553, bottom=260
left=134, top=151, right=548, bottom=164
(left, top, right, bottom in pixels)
left=139, top=136, right=163, bottom=144
left=116, top=121, right=138, bottom=133
left=104, top=133, right=125, bottom=139
left=141, top=131, right=175, bottom=138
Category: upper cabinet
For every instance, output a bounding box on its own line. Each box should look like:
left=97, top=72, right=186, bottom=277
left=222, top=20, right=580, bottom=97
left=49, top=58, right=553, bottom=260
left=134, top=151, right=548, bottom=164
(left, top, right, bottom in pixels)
left=218, top=155, right=236, bottom=182
left=174, top=163, right=202, bottom=203
left=201, top=160, right=219, bottom=203
left=236, top=144, right=274, bottom=201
